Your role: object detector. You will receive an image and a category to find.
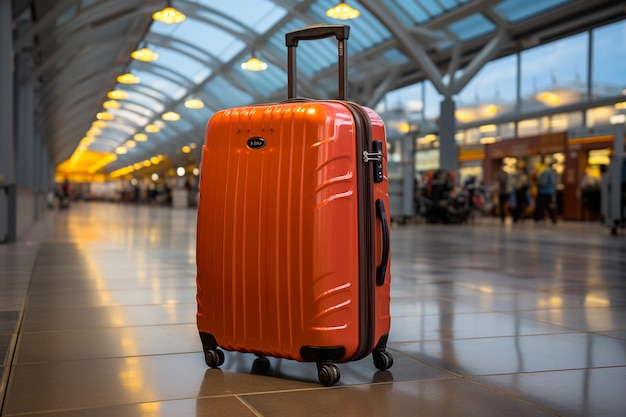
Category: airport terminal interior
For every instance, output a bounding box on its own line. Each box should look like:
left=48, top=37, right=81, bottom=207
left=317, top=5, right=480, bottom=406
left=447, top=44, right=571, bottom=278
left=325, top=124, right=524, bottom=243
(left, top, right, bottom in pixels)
left=1, top=0, right=626, bottom=416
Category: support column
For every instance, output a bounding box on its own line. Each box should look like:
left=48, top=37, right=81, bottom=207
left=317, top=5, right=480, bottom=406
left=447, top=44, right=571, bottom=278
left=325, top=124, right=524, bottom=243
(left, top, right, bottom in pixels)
left=16, top=52, right=35, bottom=188
left=439, top=97, right=457, bottom=174
left=402, top=133, right=416, bottom=216
left=609, top=122, right=625, bottom=234
left=0, top=0, right=16, bottom=243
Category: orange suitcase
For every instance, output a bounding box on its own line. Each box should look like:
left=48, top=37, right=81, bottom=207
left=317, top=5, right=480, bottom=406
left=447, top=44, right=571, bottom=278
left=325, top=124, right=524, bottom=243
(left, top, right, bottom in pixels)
left=196, top=25, right=392, bottom=386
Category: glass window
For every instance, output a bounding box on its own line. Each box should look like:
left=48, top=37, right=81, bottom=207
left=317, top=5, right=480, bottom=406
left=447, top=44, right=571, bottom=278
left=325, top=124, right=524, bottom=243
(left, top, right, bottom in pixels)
left=518, top=118, right=540, bottom=136
left=592, top=20, right=626, bottom=98
left=587, top=106, right=616, bottom=127
left=550, top=112, right=583, bottom=131
left=456, top=55, right=517, bottom=123
left=424, top=80, right=441, bottom=121
left=415, top=149, right=440, bottom=171
left=379, top=83, right=423, bottom=114
left=520, top=33, right=589, bottom=113
left=503, top=122, right=517, bottom=139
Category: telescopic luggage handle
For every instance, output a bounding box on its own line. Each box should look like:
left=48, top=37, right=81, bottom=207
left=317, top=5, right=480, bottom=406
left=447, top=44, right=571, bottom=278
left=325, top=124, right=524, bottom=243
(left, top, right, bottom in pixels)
left=285, top=25, right=350, bottom=100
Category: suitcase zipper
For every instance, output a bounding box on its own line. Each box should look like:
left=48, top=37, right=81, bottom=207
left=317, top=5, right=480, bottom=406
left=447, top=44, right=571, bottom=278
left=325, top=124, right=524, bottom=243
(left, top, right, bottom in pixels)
left=344, top=102, right=377, bottom=361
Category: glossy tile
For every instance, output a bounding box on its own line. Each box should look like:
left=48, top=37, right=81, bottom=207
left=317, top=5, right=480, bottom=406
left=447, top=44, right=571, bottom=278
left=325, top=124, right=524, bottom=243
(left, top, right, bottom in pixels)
left=7, top=397, right=259, bottom=417
left=15, top=324, right=200, bottom=363
left=3, top=203, right=626, bottom=417
left=22, top=303, right=197, bottom=332
left=389, top=311, right=570, bottom=343
left=242, top=378, right=555, bottom=417
left=24, top=287, right=196, bottom=310
left=3, top=353, right=311, bottom=415
left=0, top=311, right=20, bottom=334
left=520, top=307, right=626, bottom=332
left=474, top=367, right=626, bottom=417
left=393, top=333, right=626, bottom=376
left=1, top=333, right=14, bottom=365
left=390, top=296, right=489, bottom=316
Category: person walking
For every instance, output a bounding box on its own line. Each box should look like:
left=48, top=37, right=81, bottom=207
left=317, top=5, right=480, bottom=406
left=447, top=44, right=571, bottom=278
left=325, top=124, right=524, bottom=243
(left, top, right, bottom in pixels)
left=512, top=163, right=529, bottom=223
left=535, top=164, right=557, bottom=224
left=497, top=166, right=512, bottom=223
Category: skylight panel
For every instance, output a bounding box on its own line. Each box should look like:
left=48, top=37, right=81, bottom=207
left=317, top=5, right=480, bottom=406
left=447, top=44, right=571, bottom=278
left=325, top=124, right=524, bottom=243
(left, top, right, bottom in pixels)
left=204, top=75, right=254, bottom=109
left=493, top=0, right=574, bottom=23
left=447, top=13, right=496, bottom=41
left=150, top=47, right=205, bottom=82
left=133, top=70, right=187, bottom=101
left=196, top=0, right=286, bottom=33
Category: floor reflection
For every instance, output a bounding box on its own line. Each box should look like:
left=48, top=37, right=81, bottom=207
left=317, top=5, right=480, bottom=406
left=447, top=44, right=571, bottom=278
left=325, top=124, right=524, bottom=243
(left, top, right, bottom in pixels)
left=1, top=202, right=625, bottom=417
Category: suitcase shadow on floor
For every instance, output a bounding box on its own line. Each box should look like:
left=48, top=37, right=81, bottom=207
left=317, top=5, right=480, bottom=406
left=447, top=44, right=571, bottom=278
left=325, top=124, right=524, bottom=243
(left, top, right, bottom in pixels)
left=196, top=350, right=395, bottom=394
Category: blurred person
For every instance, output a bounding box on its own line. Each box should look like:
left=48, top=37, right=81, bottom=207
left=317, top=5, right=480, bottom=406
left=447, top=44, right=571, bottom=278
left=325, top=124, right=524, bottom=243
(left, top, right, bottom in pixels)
left=512, top=163, right=529, bottom=223
left=534, top=164, right=557, bottom=224
left=580, top=167, right=599, bottom=221
left=497, top=166, right=512, bottom=223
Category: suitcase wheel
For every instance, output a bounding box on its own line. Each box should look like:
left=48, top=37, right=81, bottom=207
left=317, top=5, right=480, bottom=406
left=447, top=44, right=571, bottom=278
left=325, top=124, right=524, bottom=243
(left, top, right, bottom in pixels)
left=317, top=362, right=340, bottom=387
left=204, top=348, right=225, bottom=368
left=372, top=350, right=394, bottom=371
left=251, top=356, right=271, bottom=375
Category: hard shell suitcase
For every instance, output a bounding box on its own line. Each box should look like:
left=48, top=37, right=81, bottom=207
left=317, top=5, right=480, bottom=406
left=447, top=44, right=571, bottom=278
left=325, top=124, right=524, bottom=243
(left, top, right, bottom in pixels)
left=196, top=25, right=392, bottom=386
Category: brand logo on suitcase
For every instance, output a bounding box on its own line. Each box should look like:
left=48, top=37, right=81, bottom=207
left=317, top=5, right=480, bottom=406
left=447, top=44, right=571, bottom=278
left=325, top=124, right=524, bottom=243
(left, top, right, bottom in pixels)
left=247, top=137, right=266, bottom=150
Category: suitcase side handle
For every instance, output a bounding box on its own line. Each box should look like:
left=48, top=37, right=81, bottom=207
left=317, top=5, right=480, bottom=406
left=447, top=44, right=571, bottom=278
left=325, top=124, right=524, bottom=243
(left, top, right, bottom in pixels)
left=285, top=25, right=350, bottom=100
left=375, top=199, right=390, bottom=286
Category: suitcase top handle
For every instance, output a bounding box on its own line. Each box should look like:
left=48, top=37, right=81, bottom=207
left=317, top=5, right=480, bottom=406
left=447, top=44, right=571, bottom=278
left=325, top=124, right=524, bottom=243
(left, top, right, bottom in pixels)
left=285, top=25, right=350, bottom=101
left=285, top=24, right=350, bottom=47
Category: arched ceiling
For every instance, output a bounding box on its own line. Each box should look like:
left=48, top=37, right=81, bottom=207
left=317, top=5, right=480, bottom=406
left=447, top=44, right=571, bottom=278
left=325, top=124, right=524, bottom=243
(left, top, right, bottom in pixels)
left=11, top=0, right=626, bottom=177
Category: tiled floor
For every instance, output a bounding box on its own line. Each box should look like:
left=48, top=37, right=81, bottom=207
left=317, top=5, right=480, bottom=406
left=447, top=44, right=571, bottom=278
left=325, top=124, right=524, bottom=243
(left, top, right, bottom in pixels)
left=1, top=202, right=625, bottom=416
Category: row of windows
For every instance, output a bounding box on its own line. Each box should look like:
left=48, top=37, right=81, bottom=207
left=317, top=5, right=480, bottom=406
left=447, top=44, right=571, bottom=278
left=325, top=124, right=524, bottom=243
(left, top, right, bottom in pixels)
left=378, top=19, right=626, bottom=136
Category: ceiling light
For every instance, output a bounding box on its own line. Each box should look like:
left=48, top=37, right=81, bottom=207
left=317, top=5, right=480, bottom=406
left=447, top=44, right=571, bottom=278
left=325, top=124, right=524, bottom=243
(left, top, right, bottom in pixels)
left=182, top=146, right=191, bottom=153
left=326, top=2, right=360, bottom=20
left=125, top=140, right=137, bottom=148
left=134, top=133, right=148, bottom=142
left=96, top=112, right=114, bottom=121
left=107, top=90, right=128, bottom=100
left=131, top=47, right=159, bottom=62
left=177, top=167, right=185, bottom=176
left=145, top=124, right=160, bottom=133
left=241, top=56, right=268, bottom=71
left=117, top=73, right=140, bottom=84
left=162, top=111, right=180, bottom=121
left=92, top=120, right=107, bottom=128
left=150, top=156, right=160, bottom=165
left=152, top=6, right=186, bottom=24
left=143, top=160, right=152, bottom=167
left=184, top=98, right=204, bottom=109
left=103, top=100, right=121, bottom=109
left=115, top=146, right=127, bottom=155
